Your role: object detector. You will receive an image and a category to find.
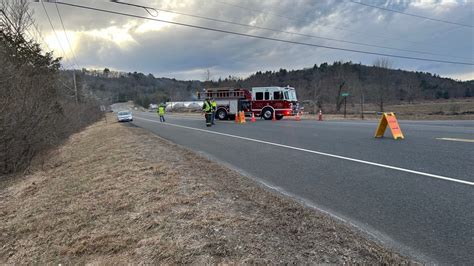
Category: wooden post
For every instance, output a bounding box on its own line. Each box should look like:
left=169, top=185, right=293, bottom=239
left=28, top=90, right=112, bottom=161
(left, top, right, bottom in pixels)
left=344, top=96, right=347, bottom=118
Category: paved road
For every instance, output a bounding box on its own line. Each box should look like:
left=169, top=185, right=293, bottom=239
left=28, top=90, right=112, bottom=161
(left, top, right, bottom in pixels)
left=131, top=112, right=474, bottom=263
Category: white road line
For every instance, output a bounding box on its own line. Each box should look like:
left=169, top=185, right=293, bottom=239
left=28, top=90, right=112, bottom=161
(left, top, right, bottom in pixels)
left=135, top=116, right=474, bottom=187
left=137, top=113, right=203, bottom=120
left=436, top=137, right=474, bottom=143
left=136, top=113, right=235, bottom=123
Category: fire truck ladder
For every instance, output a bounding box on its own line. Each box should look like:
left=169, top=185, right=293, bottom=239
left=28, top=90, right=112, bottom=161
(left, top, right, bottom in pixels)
left=198, top=89, right=246, bottom=99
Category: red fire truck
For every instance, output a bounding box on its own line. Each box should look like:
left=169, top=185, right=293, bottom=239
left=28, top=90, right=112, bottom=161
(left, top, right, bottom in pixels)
left=198, top=86, right=299, bottom=120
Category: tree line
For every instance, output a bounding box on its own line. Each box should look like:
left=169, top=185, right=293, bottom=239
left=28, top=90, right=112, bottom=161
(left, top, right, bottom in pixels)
left=83, top=61, right=472, bottom=113
left=0, top=0, right=102, bottom=175
left=211, top=60, right=472, bottom=112
left=76, top=68, right=202, bottom=108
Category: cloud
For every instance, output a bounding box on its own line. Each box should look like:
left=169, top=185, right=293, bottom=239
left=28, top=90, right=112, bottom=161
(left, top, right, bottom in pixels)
left=30, top=0, right=473, bottom=81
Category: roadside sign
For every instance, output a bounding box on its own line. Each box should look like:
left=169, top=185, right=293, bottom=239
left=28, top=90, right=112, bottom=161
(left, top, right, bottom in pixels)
left=341, top=92, right=349, bottom=117
left=374, top=112, right=404, bottom=140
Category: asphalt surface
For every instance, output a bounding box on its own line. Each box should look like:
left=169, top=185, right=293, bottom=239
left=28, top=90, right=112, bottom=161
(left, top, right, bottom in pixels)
left=130, top=112, right=474, bottom=264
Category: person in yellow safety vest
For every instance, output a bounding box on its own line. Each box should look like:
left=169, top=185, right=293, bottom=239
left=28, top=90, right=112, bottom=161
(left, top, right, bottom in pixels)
left=211, top=99, right=217, bottom=125
left=202, top=98, right=213, bottom=127
left=158, top=104, right=166, bottom=122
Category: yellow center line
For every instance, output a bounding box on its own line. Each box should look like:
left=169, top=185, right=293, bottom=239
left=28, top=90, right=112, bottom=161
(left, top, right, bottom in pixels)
left=436, top=138, right=474, bottom=143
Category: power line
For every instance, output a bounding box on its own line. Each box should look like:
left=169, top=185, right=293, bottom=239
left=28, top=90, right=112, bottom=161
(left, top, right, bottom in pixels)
left=54, top=2, right=80, bottom=67
left=1, top=8, right=66, bottom=69
left=111, top=0, right=469, bottom=61
left=1, top=8, right=77, bottom=93
left=0, top=8, right=20, bottom=33
left=40, top=0, right=74, bottom=69
left=3, top=1, right=53, bottom=53
left=25, top=10, right=53, bottom=53
left=51, top=2, right=473, bottom=66
left=214, top=0, right=452, bottom=50
left=349, top=0, right=473, bottom=28
left=110, top=0, right=159, bottom=17
left=0, top=8, right=37, bottom=51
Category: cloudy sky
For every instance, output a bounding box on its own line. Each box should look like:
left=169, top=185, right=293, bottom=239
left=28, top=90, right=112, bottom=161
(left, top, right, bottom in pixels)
left=28, top=0, right=473, bottom=81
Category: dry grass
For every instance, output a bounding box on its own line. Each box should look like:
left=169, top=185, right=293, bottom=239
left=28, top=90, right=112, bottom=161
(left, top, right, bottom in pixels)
left=0, top=115, right=413, bottom=264
left=164, top=99, right=474, bottom=121
left=384, top=99, right=474, bottom=120
left=299, top=98, right=474, bottom=120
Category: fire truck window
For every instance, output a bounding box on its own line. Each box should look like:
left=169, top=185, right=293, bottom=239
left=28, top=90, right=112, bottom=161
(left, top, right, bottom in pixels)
left=290, top=90, right=297, bottom=100
left=284, top=91, right=289, bottom=99
left=256, top=92, right=263, bottom=100
left=264, top=92, right=270, bottom=100
left=274, top=91, right=282, bottom=100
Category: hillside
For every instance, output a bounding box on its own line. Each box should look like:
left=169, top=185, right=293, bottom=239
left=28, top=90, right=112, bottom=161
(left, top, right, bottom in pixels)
left=69, top=61, right=472, bottom=112
left=62, top=69, right=201, bottom=108
left=235, top=62, right=471, bottom=107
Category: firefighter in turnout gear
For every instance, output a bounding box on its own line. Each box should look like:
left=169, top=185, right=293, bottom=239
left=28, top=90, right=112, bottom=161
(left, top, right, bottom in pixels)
left=211, top=99, right=217, bottom=125
left=158, top=103, right=166, bottom=122
left=202, top=98, right=213, bottom=127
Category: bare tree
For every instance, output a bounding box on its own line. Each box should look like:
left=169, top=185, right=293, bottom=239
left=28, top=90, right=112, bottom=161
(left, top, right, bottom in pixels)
left=1, top=0, right=34, bottom=36
left=326, top=62, right=352, bottom=113
left=310, top=72, right=323, bottom=113
left=373, top=58, right=393, bottom=69
left=204, top=69, right=211, bottom=82
left=405, top=74, right=421, bottom=104
left=202, top=68, right=213, bottom=88
left=335, top=81, right=346, bottom=112
left=372, top=58, right=393, bottom=112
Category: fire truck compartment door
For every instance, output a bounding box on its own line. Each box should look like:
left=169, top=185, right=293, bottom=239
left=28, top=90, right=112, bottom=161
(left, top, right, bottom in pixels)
left=229, top=100, right=238, bottom=114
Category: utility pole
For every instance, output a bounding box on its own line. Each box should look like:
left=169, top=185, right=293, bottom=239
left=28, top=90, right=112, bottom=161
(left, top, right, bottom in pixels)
left=73, top=71, right=78, bottom=104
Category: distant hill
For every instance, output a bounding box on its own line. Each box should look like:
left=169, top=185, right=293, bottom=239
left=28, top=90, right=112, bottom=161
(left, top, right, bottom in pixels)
left=211, top=61, right=472, bottom=112
left=62, top=68, right=201, bottom=108
left=72, top=61, right=472, bottom=112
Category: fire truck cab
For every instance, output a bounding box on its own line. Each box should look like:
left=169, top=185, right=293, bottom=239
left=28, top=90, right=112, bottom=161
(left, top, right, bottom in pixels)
left=250, top=86, right=299, bottom=120
left=198, top=86, right=299, bottom=120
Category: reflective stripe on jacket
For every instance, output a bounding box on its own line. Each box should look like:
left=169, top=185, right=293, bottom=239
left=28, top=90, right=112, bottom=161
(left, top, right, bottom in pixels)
left=202, top=101, right=212, bottom=113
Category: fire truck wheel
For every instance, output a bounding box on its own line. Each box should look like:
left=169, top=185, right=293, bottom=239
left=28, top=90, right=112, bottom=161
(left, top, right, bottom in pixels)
left=216, top=109, right=228, bottom=120
left=262, top=108, right=273, bottom=120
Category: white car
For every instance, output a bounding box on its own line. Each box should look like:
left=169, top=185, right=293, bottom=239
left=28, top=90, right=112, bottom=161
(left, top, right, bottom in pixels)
left=117, top=111, right=133, bottom=122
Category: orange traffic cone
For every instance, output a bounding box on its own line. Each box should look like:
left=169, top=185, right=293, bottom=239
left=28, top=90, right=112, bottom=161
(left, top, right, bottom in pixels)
left=235, top=112, right=239, bottom=123
left=318, top=110, right=323, bottom=121
left=250, top=112, right=256, bottom=123
left=272, top=111, right=276, bottom=121
left=240, top=111, right=246, bottom=124
left=295, top=111, right=301, bottom=121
